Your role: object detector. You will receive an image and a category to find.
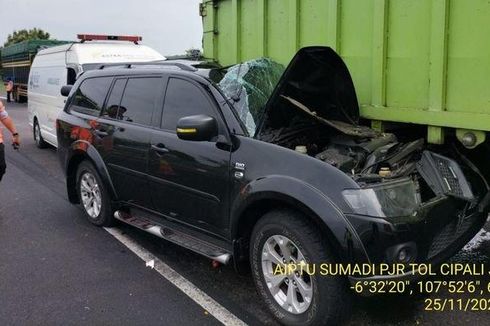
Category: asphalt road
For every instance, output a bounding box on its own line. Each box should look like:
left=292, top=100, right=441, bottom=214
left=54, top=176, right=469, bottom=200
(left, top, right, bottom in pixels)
left=1, top=101, right=489, bottom=325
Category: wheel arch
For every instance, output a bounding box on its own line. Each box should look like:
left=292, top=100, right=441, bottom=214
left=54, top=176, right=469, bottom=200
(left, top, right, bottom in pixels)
left=66, top=141, right=117, bottom=204
left=230, top=176, right=369, bottom=268
left=233, top=194, right=342, bottom=259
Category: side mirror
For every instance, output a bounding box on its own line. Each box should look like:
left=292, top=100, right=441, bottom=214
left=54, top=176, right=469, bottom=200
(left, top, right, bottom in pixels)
left=176, top=114, right=218, bottom=141
left=60, top=85, right=73, bottom=97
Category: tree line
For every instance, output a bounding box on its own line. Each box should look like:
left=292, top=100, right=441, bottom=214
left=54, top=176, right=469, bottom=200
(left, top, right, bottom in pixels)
left=3, top=28, right=52, bottom=47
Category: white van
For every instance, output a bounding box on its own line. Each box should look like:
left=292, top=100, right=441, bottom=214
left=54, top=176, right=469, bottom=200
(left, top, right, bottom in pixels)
left=28, top=34, right=165, bottom=148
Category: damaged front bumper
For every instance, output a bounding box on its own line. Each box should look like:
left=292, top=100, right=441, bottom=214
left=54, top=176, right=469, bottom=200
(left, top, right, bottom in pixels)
left=346, top=200, right=487, bottom=267
left=346, top=208, right=487, bottom=290
left=343, top=149, right=489, bottom=287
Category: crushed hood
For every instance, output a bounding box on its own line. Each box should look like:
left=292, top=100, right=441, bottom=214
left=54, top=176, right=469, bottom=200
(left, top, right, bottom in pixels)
left=256, top=46, right=361, bottom=137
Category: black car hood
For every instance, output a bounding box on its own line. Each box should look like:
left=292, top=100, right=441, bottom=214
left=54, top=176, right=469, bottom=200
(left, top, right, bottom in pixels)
left=256, top=46, right=361, bottom=137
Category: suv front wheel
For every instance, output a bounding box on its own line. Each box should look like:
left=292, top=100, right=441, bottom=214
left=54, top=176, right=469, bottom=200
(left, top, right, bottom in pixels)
left=250, top=210, right=350, bottom=326
left=76, top=161, right=114, bottom=226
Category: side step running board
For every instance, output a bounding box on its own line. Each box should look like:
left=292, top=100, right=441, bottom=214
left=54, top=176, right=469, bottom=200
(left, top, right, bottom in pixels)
left=114, top=211, right=232, bottom=264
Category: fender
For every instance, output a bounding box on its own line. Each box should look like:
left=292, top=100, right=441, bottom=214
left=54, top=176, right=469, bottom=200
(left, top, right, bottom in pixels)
left=231, top=175, right=370, bottom=264
left=67, top=140, right=118, bottom=201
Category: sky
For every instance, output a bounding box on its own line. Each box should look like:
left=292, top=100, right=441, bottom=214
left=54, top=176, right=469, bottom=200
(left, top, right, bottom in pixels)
left=0, top=0, right=203, bottom=56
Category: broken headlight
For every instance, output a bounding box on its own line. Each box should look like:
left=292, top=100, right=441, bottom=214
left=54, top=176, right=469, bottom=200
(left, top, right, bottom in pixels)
left=342, top=178, right=421, bottom=218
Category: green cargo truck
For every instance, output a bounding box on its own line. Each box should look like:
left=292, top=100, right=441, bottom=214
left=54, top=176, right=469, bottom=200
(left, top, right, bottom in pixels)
left=200, top=0, right=490, bottom=148
left=0, top=39, right=70, bottom=102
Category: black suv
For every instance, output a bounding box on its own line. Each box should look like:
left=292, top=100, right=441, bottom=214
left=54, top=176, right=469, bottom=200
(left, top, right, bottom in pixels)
left=57, top=47, right=488, bottom=325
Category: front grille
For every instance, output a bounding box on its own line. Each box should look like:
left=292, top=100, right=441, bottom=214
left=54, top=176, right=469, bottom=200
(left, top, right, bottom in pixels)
left=433, top=156, right=464, bottom=197
left=416, top=151, right=474, bottom=201
left=427, top=213, right=478, bottom=259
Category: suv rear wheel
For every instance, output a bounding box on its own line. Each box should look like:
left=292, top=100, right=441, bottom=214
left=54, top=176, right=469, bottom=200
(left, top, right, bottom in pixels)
left=250, top=210, right=350, bottom=326
left=76, top=161, right=114, bottom=226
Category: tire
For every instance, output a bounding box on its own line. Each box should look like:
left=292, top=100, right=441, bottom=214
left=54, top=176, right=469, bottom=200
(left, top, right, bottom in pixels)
left=250, top=210, right=351, bottom=326
left=33, top=119, right=48, bottom=149
left=76, top=161, right=115, bottom=226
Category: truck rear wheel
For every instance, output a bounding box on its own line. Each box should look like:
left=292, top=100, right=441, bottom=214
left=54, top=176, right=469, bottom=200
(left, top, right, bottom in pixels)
left=250, top=210, right=350, bottom=326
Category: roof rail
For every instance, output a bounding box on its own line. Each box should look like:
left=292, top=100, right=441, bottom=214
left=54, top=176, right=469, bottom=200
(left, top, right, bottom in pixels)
left=97, top=61, right=198, bottom=72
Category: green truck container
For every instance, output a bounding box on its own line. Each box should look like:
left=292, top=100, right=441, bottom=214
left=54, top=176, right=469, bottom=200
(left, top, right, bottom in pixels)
left=1, top=39, right=71, bottom=101
left=200, top=0, right=490, bottom=147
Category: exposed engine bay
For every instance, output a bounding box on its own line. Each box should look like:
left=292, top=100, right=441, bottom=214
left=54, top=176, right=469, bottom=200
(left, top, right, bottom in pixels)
left=259, top=94, right=479, bottom=205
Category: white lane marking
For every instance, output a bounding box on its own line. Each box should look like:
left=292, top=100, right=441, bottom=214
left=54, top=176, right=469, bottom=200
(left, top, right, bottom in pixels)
left=104, top=227, right=247, bottom=326
left=146, top=259, right=155, bottom=269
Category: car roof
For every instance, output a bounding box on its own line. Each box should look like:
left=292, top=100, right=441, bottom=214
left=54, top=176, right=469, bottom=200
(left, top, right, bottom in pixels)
left=78, top=60, right=219, bottom=83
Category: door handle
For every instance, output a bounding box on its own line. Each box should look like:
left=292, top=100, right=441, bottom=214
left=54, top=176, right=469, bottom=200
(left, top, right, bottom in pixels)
left=94, top=129, right=109, bottom=137
left=151, top=143, right=170, bottom=154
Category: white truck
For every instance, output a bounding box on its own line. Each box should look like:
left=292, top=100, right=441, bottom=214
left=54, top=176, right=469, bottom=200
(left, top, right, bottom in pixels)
left=28, top=34, right=165, bottom=148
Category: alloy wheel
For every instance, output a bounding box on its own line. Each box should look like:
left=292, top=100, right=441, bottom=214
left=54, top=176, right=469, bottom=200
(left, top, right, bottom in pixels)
left=261, top=235, right=313, bottom=314
left=80, top=172, right=102, bottom=218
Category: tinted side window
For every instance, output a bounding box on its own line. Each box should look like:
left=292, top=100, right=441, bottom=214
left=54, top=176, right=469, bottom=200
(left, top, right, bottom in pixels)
left=102, top=78, right=127, bottom=119
left=71, top=77, right=112, bottom=116
left=162, top=78, right=216, bottom=130
left=118, top=77, right=162, bottom=126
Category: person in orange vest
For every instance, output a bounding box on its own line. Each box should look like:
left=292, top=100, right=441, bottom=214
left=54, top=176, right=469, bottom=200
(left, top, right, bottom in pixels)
left=0, top=100, right=20, bottom=182
left=5, top=78, right=14, bottom=103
